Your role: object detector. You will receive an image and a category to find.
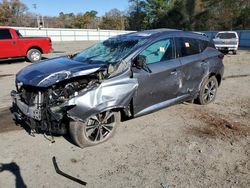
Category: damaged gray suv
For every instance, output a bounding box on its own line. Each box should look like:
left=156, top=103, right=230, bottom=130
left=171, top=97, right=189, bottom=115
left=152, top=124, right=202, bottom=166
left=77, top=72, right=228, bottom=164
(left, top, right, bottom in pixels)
left=11, top=29, right=224, bottom=147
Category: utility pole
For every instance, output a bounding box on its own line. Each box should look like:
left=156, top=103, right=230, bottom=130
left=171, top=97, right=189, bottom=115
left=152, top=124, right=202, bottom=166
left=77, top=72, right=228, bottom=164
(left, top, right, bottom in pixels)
left=32, top=3, right=39, bottom=27
left=32, top=3, right=43, bottom=28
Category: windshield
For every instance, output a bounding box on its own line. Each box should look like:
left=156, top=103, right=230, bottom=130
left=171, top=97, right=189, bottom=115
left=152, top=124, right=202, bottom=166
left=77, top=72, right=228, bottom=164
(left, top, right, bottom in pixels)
left=216, top=33, right=237, bottom=39
left=73, top=36, right=146, bottom=64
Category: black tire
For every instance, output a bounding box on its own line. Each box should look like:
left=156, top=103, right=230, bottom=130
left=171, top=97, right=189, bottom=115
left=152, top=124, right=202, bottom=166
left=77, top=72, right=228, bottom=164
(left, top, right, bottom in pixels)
left=69, top=110, right=120, bottom=148
left=197, top=76, right=218, bottom=105
left=26, top=49, right=42, bottom=62
left=233, top=50, right=237, bottom=55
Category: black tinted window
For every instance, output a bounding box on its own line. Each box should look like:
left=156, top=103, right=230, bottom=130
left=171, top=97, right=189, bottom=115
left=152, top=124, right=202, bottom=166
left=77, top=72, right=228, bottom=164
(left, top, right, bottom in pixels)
left=216, top=33, right=236, bottom=39
left=209, top=41, right=215, bottom=48
left=176, top=37, right=200, bottom=57
left=199, top=40, right=209, bottom=52
left=0, top=29, right=12, bottom=40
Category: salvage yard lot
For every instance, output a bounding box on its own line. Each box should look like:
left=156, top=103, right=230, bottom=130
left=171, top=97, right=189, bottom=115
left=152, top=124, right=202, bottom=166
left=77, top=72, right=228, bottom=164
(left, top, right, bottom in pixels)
left=0, top=42, right=249, bottom=187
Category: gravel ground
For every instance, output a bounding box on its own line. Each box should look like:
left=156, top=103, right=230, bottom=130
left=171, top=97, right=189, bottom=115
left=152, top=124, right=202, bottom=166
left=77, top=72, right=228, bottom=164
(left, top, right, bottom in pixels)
left=0, top=43, right=249, bottom=188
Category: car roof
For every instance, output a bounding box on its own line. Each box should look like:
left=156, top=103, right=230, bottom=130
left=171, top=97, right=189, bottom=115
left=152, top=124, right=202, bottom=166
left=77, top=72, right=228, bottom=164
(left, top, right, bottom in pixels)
left=115, top=29, right=209, bottom=41
left=217, top=31, right=238, bottom=34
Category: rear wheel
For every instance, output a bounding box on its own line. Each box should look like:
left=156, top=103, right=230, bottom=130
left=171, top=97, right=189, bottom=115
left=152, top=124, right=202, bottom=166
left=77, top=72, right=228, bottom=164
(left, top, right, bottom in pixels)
left=69, top=110, right=120, bottom=148
left=233, top=50, right=237, bottom=55
left=27, top=49, right=42, bottom=62
left=197, top=76, right=218, bottom=105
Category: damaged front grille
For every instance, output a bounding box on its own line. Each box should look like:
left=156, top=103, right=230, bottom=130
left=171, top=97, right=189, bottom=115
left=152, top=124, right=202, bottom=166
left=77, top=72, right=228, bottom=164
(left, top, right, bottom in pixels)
left=20, top=88, right=37, bottom=105
left=14, top=76, right=99, bottom=136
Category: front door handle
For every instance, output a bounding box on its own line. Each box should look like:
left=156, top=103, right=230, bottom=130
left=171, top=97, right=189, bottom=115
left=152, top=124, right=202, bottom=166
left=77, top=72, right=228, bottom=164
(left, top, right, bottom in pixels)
left=12, top=41, right=16, bottom=45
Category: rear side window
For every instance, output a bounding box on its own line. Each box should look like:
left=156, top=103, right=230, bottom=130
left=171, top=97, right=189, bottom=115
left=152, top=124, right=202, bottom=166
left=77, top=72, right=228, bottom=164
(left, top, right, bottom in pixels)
left=0, top=29, right=12, bottom=40
left=175, top=37, right=200, bottom=57
left=199, top=39, right=209, bottom=52
left=216, top=33, right=237, bottom=39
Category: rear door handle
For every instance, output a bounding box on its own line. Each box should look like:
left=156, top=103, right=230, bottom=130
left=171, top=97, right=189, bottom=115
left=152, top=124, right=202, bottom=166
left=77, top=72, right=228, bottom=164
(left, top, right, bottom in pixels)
left=170, top=69, right=177, bottom=75
left=201, top=60, right=207, bottom=65
left=12, top=41, right=16, bottom=45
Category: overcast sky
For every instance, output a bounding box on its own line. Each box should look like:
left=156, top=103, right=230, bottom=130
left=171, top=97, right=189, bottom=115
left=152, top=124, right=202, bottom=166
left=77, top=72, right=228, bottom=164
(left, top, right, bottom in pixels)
left=22, top=0, right=129, bottom=16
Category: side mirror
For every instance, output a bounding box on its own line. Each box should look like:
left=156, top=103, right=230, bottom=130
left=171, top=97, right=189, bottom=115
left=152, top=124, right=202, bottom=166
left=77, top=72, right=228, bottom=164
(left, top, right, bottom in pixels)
left=133, top=55, right=146, bottom=69
left=132, top=55, right=152, bottom=73
left=69, top=52, right=79, bottom=59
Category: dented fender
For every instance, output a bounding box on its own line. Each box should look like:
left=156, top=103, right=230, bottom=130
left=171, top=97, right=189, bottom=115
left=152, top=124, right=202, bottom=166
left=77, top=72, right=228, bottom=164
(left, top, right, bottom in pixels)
left=65, top=75, right=138, bottom=121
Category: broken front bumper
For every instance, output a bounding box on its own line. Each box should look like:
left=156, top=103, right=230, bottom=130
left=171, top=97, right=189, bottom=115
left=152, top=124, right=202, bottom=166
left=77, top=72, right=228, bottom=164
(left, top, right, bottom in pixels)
left=10, top=90, right=42, bottom=121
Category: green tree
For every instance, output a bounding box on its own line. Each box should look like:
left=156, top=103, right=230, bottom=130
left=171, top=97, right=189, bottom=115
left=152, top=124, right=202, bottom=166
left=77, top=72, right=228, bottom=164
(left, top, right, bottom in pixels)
left=128, top=0, right=147, bottom=30
left=0, top=0, right=27, bottom=26
left=99, top=9, right=126, bottom=30
left=74, top=10, right=98, bottom=29
left=144, top=0, right=174, bottom=28
left=58, top=12, right=75, bottom=28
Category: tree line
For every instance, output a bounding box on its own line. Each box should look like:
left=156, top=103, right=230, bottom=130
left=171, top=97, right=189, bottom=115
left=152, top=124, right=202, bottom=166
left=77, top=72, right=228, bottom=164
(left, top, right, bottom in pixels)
left=0, top=0, right=249, bottom=31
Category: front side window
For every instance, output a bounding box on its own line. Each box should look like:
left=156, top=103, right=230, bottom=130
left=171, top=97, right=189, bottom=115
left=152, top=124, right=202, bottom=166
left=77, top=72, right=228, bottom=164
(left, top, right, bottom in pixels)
left=139, top=38, right=174, bottom=64
left=176, top=37, right=200, bottom=57
left=0, top=29, right=12, bottom=40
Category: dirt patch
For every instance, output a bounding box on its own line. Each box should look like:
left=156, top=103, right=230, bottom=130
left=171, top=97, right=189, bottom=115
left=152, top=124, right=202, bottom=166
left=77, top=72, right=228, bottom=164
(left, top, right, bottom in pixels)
left=70, top=158, right=78, bottom=163
left=188, top=110, right=250, bottom=140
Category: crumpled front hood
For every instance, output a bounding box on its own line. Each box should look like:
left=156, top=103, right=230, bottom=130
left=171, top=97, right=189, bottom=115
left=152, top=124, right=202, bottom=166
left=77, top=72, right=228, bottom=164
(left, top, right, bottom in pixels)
left=16, top=57, right=104, bottom=87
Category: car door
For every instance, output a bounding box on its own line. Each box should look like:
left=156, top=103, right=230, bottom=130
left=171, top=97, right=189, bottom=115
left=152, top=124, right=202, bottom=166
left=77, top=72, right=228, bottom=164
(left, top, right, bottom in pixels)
left=175, top=37, right=207, bottom=96
left=132, top=38, right=182, bottom=115
left=0, top=29, right=20, bottom=59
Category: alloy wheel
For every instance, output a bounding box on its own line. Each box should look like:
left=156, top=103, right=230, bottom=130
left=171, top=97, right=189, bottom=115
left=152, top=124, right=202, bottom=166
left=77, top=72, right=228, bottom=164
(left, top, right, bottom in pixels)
left=202, top=79, right=217, bottom=103
left=84, top=111, right=116, bottom=143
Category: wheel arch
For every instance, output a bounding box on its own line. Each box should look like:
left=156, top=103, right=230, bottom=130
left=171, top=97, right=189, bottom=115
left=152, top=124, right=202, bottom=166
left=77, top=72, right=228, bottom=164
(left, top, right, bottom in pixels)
left=27, top=46, right=43, bottom=54
left=209, top=72, right=222, bottom=86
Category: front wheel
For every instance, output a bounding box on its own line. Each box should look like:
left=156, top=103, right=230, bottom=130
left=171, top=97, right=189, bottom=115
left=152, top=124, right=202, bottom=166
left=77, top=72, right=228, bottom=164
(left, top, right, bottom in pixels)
left=26, top=49, right=42, bottom=62
left=197, top=76, right=218, bottom=105
left=69, top=110, right=120, bottom=148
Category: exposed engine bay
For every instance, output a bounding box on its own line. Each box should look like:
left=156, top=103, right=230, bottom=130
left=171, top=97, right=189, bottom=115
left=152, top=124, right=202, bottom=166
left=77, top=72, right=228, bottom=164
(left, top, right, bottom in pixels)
left=11, top=61, right=138, bottom=137
left=12, top=69, right=107, bottom=135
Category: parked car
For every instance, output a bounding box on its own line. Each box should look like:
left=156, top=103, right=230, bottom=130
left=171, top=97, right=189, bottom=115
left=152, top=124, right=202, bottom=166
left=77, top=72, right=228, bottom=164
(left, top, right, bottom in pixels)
left=11, top=29, right=224, bottom=148
left=213, top=31, right=239, bottom=54
left=0, top=27, right=53, bottom=62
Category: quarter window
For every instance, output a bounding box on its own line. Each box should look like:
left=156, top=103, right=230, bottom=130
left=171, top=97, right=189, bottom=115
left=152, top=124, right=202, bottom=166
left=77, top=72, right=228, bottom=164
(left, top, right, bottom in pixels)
left=139, top=38, right=174, bottom=64
left=176, top=37, right=200, bottom=57
left=0, top=29, right=12, bottom=40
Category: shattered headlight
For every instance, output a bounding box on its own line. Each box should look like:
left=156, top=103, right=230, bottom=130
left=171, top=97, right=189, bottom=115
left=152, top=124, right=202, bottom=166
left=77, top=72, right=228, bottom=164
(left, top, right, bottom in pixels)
left=38, top=71, right=71, bottom=87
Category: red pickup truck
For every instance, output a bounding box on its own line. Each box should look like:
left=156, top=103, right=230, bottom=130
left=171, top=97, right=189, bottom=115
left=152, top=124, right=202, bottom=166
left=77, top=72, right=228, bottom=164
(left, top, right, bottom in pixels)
left=0, top=28, right=53, bottom=62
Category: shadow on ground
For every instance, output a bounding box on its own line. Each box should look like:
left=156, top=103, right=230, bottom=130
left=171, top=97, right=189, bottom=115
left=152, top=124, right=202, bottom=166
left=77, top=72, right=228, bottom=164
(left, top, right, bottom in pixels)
left=0, top=162, right=27, bottom=188
left=0, top=57, right=49, bottom=65
left=0, top=58, right=26, bottom=64
left=0, top=106, right=77, bottom=147
left=0, top=108, right=23, bottom=133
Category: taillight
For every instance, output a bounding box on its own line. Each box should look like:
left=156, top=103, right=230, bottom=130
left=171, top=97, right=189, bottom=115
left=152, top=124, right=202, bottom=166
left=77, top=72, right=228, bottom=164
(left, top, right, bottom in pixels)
left=218, top=54, right=224, bottom=60
left=235, top=40, right=238, bottom=45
